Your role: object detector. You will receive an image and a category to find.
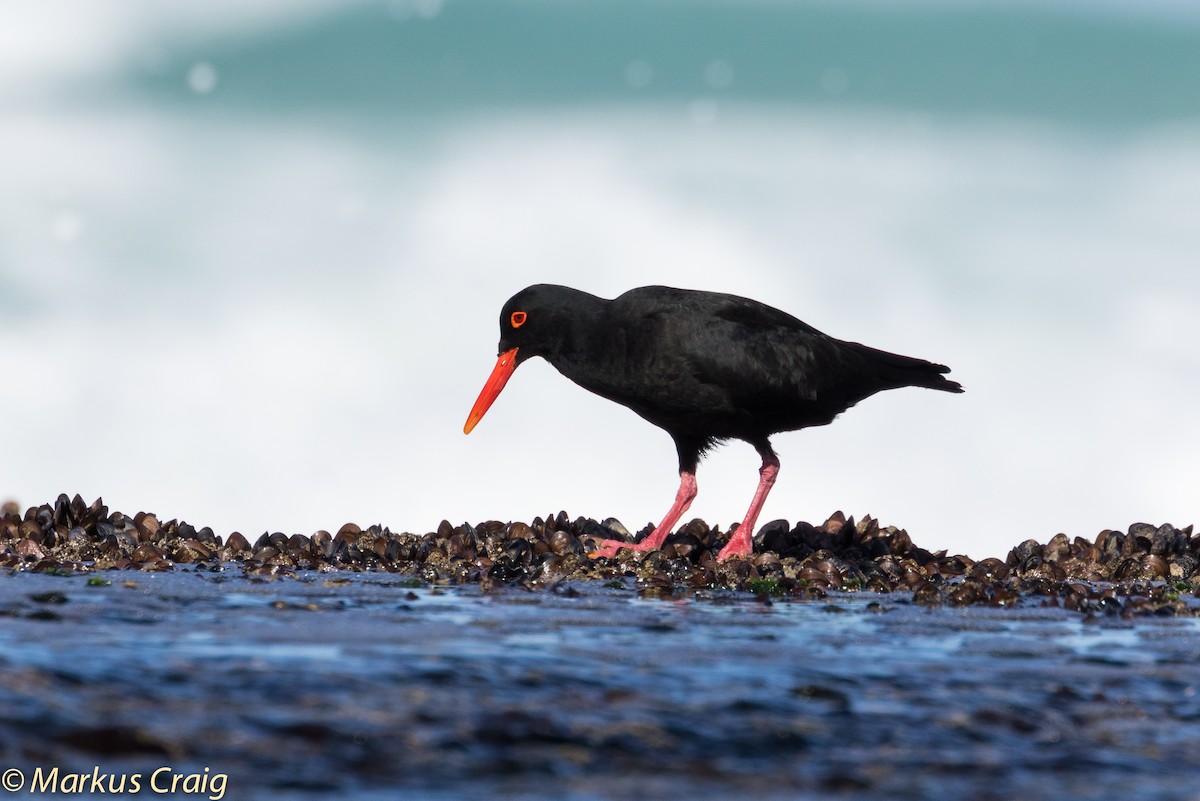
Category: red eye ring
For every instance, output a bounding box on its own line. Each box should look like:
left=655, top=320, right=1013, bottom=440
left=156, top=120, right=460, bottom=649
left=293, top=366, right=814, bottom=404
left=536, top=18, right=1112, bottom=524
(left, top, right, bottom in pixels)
left=510, top=311, right=527, bottom=328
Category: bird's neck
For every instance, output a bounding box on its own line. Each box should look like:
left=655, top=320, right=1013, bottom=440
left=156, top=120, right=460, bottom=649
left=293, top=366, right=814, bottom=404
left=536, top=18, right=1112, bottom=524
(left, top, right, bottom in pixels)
left=543, top=299, right=611, bottom=381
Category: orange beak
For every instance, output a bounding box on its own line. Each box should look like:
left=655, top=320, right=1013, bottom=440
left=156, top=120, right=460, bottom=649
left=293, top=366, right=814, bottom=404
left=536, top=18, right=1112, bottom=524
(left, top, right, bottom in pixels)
left=463, top=347, right=520, bottom=434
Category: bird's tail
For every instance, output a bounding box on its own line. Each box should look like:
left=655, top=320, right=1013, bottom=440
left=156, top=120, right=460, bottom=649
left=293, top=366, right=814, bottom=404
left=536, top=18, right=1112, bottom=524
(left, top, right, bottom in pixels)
left=850, top=342, right=964, bottom=394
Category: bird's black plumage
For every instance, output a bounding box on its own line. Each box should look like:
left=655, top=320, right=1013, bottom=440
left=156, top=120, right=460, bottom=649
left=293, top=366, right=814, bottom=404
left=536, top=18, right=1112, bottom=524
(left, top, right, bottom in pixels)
left=466, top=283, right=962, bottom=560
left=493, top=284, right=960, bottom=468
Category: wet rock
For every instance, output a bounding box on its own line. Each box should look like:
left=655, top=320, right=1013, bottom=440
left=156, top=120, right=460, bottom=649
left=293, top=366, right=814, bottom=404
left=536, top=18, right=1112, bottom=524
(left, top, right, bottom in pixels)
left=971, top=557, right=1010, bottom=582
left=225, top=531, right=251, bottom=554
left=135, top=512, right=160, bottom=540
left=549, top=529, right=585, bottom=557
left=912, top=581, right=943, bottom=606
left=601, top=517, right=631, bottom=538
left=1043, top=532, right=1071, bottom=562
left=1, top=495, right=1197, bottom=615
left=758, top=519, right=806, bottom=559
left=13, top=538, right=46, bottom=560
left=53, top=725, right=172, bottom=757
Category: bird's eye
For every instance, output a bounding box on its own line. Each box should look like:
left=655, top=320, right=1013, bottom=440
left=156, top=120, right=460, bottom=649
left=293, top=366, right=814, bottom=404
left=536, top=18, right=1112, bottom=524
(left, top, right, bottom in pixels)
left=510, top=311, right=527, bottom=328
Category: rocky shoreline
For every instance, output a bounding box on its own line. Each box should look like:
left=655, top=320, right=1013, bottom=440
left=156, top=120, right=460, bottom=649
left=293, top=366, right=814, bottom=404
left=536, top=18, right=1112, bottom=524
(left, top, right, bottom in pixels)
left=2, top=494, right=1197, bottom=617
left=4, top=494, right=1200, bottom=801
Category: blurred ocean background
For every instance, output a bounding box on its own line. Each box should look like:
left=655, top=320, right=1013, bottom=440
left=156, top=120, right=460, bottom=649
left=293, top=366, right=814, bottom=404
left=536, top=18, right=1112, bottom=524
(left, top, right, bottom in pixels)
left=2, top=0, right=1197, bottom=559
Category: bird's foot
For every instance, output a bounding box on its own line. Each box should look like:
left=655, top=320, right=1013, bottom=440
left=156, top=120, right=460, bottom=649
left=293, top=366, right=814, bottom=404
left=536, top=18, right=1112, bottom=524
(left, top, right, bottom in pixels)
left=588, top=538, right=657, bottom=560
left=716, top=527, right=755, bottom=561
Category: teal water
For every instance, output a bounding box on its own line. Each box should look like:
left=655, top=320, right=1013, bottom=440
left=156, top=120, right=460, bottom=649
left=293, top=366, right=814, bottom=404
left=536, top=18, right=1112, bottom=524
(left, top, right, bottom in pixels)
left=125, top=2, right=1200, bottom=125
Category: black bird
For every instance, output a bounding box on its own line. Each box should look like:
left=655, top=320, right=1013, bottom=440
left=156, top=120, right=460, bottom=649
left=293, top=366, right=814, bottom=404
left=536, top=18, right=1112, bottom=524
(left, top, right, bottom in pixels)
left=464, top=284, right=963, bottom=561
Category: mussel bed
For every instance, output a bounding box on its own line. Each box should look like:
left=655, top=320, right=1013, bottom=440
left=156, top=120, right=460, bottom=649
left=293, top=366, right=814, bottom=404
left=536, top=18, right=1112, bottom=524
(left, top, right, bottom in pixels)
left=3, top=494, right=1198, bottom=617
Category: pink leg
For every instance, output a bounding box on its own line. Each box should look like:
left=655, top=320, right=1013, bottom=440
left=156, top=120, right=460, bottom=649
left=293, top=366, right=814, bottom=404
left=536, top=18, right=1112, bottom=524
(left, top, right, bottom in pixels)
left=589, top=472, right=697, bottom=559
left=717, top=453, right=780, bottom=560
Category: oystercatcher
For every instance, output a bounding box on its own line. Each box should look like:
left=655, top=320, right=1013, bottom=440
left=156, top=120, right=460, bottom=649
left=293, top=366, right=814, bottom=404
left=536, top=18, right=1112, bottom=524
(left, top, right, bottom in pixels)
left=465, top=284, right=962, bottom=560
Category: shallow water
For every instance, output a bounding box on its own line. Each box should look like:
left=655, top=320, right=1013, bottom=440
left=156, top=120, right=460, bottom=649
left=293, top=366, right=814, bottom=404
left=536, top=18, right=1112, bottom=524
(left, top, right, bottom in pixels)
left=1, top=569, right=1199, bottom=800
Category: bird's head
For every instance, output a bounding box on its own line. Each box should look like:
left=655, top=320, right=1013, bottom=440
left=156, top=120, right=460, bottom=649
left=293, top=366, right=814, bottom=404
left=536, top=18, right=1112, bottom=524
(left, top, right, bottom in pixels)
left=463, top=284, right=583, bottom=434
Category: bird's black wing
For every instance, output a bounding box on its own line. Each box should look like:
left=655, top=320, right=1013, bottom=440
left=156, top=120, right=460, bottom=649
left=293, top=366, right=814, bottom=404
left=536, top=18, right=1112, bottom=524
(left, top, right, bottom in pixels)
left=599, top=289, right=875, bottom=436
left=685, top=295, right=880, bottom=417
